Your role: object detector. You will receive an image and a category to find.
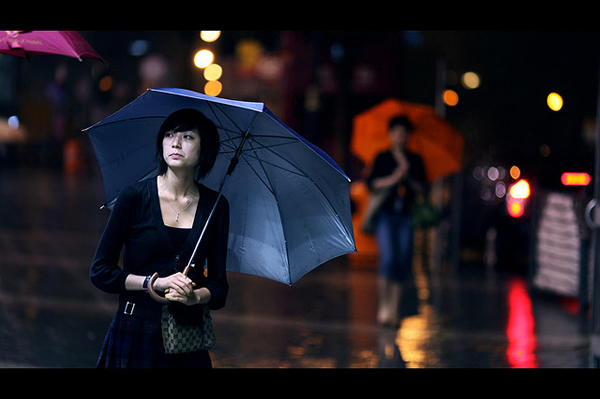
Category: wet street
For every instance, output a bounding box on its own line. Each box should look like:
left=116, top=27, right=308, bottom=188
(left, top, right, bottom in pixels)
left=0, top=166, right=592, bottom=368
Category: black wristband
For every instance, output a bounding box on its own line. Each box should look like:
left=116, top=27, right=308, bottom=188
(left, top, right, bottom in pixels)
left=142, top=275, right=151, bottom=290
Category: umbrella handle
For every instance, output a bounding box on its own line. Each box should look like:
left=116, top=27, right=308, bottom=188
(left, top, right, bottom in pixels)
left=147, top=266, right=190, bottom=304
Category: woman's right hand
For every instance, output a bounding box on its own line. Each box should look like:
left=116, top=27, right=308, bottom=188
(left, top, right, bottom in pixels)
left=373, top=165, right=408, bottom=190
left=154, top=272, right=196, bottom=299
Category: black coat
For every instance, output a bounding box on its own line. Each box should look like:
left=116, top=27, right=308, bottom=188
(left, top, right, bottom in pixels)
left=365, top=150, right=426, bottom=215
left=90, top=177, right=229, bottom=321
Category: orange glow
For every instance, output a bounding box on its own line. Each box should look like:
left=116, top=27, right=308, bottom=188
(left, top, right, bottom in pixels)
left=506, top=277, right=538, bottom=368
left=507, top=200, right=524, bottom=218
left=204, top=80, right=222, bottom=96
left=442, top=89, right=459, bottom=106
left=509, top=165, right=521, bottom=180
left=561, top=172, right=591, bottom=186
left=98, top=75, right=113, bottom=92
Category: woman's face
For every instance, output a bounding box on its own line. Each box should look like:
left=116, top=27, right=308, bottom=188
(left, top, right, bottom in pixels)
left=162, top=129, right=201, bottom=171
left=389, top=125, right=408, bottom=149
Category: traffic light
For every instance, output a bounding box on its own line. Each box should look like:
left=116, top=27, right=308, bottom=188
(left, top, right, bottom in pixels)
left=507, top=179, right=530, bottom=218
left=560, top=172, right=590, bottom=186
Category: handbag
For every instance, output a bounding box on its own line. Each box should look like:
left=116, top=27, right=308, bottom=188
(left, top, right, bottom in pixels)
left=360, top=187, right=392, bottom=234
left=410, top=200, right=440, bottom=229
left=161, top=303, right=216, bottom=354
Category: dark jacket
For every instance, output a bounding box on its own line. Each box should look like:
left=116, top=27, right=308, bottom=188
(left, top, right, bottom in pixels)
left=90, top=177, right=229, bottom=321
left=365, top=150, right=426, bottom=215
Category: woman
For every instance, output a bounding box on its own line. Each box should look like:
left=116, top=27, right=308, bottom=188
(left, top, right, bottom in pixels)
left=366, top=115, right=425, bottom=328
left=90, top=108, right=229, bottom=368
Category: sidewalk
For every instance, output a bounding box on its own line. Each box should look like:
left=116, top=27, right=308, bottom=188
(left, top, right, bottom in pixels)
left=0, top=167, right=591, bottom=368
left=210, top=258, right=590, bottom=368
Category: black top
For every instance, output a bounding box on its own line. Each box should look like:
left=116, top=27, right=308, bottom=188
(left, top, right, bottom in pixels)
left=90, top=177, right=230, bottom=320
left=365, top=150, right=426, bottom=215
left=165, top=226, right=190, bottom=254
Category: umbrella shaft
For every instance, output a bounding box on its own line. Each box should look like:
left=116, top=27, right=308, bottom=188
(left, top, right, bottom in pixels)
left=185, top=127, right=252, bottom=272
left=185, top=173, right=231, bottom=272
left=226, top=125, right=252, bottom=174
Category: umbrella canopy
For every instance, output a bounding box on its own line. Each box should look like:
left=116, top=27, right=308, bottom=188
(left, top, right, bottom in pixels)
left=0, top=31, right=103, bottom=61
left=352, top=98, right=464, bottom=182
left=84, top=88, right=356, bottom=286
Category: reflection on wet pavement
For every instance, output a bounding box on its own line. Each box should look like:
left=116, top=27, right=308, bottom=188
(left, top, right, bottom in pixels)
left=0, top=168, right=592, bottom=367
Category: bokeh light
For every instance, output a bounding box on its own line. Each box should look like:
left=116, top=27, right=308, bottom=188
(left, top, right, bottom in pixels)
left=547, top=92, right=563, bottom=111
left=201, top=31, right=221, bottom=42
left=203, top=63, right=222, bottom=81
left=204, top=80, right=222, bottom=96
left=510, top=165, right=521, bottom=180
left=193, top=49, right=214, bottom=69
left=442, top=89, right=459, bottom=106
left=461, top=71, right=480, bottom=89
left=98, top=75, right=113, bottom=92
left=7, top=115, right=19, bottom=129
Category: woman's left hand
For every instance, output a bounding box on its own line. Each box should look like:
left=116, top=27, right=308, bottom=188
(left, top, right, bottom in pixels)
left=165, top=285, right=199, bottom=305
left=166, top=286, right=211, bottom=306
left=156, top=272, right=197, bottom=305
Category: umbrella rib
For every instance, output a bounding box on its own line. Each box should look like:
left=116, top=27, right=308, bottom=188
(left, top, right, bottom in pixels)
left=238, top=151, right=307, bottom=179
left=205, top=101, right=252, bottom=137
left=245, top=135, right=309, bottom=177
left=237, top=139, right=278, bottom=196
left=247, top=135, right=356, bottom=253
left=84, top=115, right=164, bottom=131
left=218, top=139, right=296, bottom=157
left=240, top=137, right=294, bottom=284
left=238, top=153, right=276, bottom=196
left=220, top=134, right=307, bottom=178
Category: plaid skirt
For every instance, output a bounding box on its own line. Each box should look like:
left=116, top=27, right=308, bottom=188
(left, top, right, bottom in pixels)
left=97, top=312, right=212, bottom=368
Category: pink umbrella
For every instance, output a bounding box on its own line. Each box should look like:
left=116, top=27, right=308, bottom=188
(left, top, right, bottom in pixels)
left=0, top=31, right=103, bottom=61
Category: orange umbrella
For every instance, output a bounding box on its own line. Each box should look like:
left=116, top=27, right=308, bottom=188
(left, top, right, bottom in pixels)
left=351, top=98, right=464, bottom=182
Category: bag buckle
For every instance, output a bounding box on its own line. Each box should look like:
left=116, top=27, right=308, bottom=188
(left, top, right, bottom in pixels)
left=124, top=301, right=136, bottom=315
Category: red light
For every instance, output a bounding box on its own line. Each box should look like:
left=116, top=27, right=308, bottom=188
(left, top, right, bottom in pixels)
left=507, top=200, right=524, bottom=218
left=507, top=179, right=530, bottom=218
left=506, top=277, right=538, bottom=368
left=561, top=172, right=590, bottom=186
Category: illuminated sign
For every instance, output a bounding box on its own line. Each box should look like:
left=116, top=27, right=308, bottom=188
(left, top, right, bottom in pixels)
left=560, top=172, right=590, bottom=186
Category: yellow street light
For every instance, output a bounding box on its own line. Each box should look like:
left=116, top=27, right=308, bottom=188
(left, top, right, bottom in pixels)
left=193, top=49, right=214, bottom=69
left=547, top=92, right=563, bottom=111
left=201, top=31, right=221, bottom=42
left=204, top=63, right=223, bottom=81
left=461, top=71, right=480, bottom=89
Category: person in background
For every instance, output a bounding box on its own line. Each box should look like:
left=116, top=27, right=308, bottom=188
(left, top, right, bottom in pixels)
left=366, top=115, right=426, bottom=328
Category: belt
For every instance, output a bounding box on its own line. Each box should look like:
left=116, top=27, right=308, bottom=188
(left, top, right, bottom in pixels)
left=118, top=300, right=161, bottom=321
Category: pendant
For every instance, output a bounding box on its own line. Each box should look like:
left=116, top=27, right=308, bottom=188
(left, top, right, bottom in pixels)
left=175, top=212, right=180, bottom=222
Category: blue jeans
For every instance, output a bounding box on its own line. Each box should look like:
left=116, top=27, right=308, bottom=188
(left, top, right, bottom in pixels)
left=375, top=211, right=414, bottom=283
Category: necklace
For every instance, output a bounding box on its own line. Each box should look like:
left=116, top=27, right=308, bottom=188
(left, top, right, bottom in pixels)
left=159, top=178, right=196, bottom=223
left=169, top=198, right=193, bottom=223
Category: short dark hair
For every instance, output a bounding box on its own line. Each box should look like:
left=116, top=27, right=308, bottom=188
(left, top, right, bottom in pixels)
left=156, top=108, right=220, bottom=179
left=389, top=115, right=414, bottom=133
